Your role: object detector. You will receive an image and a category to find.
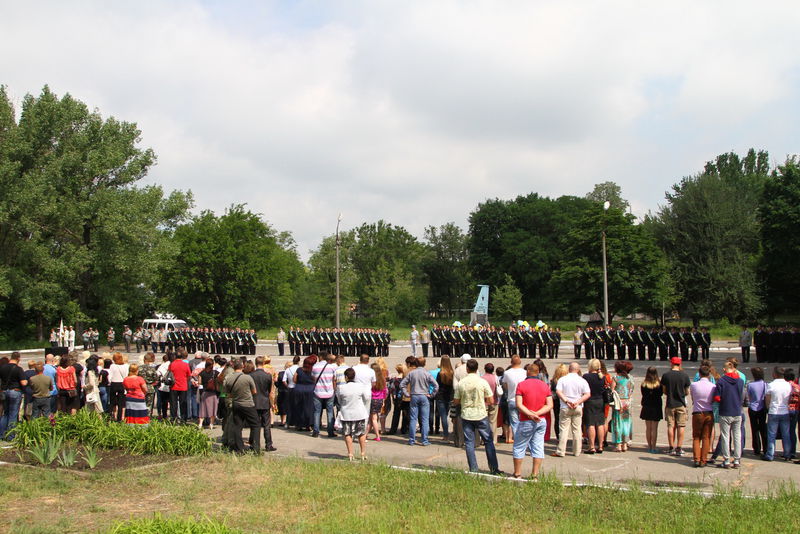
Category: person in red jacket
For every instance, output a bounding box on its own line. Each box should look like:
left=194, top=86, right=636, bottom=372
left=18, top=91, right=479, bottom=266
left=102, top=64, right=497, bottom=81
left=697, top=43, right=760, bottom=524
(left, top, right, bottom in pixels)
left=169, top=349, right=192, bottom=422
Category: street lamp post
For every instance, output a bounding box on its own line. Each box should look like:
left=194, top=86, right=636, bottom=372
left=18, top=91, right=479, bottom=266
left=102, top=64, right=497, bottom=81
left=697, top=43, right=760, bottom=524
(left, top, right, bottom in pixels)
left=335, top=213, right=343, bottom=329
left=601, top=201, right=610, bottom=325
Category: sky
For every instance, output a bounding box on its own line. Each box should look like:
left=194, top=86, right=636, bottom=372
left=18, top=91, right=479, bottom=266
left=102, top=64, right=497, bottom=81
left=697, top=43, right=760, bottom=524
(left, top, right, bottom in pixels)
left=2, top=1, right=799, bottom=260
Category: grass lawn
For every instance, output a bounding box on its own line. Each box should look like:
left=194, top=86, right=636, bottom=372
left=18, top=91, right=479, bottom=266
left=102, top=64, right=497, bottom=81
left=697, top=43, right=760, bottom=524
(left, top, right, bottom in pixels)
left=2, top=454, right=798, bottom=533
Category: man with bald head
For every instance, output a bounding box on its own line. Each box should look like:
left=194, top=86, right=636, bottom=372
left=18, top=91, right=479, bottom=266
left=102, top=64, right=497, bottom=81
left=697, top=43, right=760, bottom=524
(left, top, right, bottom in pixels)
left=552, top=362, right=591, bottom=457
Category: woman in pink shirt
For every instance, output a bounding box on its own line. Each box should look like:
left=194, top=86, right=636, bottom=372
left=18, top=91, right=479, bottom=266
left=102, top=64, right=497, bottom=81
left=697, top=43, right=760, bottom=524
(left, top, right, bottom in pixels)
left=368, top=363, right=388, bottom=441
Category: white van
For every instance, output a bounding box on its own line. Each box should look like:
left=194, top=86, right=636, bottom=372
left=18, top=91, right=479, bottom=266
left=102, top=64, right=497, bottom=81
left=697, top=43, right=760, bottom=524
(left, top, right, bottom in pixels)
left=141, top=317, right=189, bottom=331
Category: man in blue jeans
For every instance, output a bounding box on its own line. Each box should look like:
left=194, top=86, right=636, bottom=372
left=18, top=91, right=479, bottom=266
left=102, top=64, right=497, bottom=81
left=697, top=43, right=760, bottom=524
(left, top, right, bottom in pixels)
left=512, top=361, right=553, bottom=479
left=0, top=353, right=29, bottom=440
left=312, top=353, right=337, bottom=437
left=400, top=357, right=438, bottom=446
left=454, top=358, right=502, bottom=474
left=763, top=367, right=792, bottom=461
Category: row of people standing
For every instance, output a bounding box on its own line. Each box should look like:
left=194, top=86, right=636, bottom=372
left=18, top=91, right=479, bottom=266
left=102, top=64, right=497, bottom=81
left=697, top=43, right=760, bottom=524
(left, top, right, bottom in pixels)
left=746, top=325, right=800, bottom=363
left=573, top=325, right=711, bottom=361
left=131, top=327, right=257, bottom=355
left=285, top=328, right=391, bottom=358
left=429, top=325, right=562, bottom=359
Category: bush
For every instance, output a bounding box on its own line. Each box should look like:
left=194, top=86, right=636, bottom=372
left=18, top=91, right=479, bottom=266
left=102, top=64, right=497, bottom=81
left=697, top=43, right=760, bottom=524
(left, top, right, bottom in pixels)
left=107, top=515, right=240, bottom=534
left=12, top=411, right=211, bottom=456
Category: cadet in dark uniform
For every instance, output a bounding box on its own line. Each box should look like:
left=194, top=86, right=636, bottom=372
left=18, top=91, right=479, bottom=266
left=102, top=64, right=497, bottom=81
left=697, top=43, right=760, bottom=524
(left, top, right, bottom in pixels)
left=678, top=327, right=689, bottom=361
left=700, top=327, right=711, bottom=360
left=657, top=327, right=668, bottom=361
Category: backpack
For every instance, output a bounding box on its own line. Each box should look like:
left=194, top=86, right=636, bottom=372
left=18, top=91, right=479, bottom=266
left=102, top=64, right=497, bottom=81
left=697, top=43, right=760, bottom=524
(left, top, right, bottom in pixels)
left=205, top=371, right=219, bottom=392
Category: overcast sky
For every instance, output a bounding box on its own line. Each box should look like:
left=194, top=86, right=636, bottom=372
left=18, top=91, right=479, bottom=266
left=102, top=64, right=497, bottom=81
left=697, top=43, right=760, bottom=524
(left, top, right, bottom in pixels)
left=2, top=1, right=799, bottom=260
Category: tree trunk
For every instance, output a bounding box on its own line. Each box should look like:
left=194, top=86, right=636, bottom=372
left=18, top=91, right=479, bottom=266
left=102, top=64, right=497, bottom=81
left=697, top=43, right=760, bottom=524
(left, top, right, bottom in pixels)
left=36, top=313, right=44, bottom=342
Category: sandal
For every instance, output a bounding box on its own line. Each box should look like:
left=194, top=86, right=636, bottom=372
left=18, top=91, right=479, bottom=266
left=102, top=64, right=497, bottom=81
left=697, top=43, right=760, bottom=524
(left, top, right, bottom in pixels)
left=586, top=449, right=596, bottom=454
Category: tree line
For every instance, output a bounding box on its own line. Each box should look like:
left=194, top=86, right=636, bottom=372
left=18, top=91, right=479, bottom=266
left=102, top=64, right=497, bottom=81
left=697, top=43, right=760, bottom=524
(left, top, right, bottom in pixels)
left=1, top=86, right=798, bottom=341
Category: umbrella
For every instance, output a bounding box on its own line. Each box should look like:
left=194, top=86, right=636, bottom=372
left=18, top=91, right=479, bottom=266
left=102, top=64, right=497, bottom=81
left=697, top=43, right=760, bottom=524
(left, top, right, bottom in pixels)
left=473, top=324, right=482, bottom=330
left=452, top=321, right=463, bottom=327
left=517, top=320, right=524, bottom=326
left=536, top=320, right=545, bottom=328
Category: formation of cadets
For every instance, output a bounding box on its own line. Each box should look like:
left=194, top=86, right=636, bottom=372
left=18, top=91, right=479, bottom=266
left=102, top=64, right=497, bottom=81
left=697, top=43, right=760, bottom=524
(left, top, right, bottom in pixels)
left=130, top=326, right=257, bottom=355
left=430, top=324, right=563, bottom=359
left=575, top=324, right=711, bottom=361
left=753, top=325, right=800, bottom=363
left=287, top=327, right=391, bottom=357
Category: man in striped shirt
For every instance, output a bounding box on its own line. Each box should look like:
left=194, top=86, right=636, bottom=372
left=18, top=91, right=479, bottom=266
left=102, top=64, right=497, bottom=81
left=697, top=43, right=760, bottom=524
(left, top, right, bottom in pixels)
left=312, top=352, right=338, bottom=437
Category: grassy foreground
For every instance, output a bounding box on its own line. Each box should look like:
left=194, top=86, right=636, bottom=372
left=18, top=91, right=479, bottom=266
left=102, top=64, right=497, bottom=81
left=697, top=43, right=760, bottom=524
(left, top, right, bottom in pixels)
left=2, top=454, right=798, bottom=534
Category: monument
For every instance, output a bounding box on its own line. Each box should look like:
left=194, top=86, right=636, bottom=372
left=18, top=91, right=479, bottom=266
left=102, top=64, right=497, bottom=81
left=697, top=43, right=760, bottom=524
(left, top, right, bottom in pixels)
left=470, top=284, right=489, bottom=325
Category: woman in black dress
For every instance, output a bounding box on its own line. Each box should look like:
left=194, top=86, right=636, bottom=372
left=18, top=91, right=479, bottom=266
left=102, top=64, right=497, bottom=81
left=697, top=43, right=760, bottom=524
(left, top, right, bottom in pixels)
left=275, top=363, right=290, bottom=427
left=292, top=355, right=317, bottom=431
left=639, top=366, right=663, bottom=453
left=583, top=358, right=607, bottom=453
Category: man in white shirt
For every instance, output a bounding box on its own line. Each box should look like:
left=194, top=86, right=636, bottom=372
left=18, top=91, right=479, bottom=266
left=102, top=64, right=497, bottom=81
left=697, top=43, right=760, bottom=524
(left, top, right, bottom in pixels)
left=353, top=354, right=376, bottom=388
left=409, top=326, right=419, bottom=357
left=501, top=355, right=527, bottom=437
left=552, top=362, right=591, bottom=457
left=763, top=367, right=792, bottom=461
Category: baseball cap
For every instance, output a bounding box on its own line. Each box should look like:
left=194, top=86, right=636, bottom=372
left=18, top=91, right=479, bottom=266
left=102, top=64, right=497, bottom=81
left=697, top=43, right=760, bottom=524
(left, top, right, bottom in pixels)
left=670, top=357, right=682, bottom=366
left=461, top=354, right=471, bottom=362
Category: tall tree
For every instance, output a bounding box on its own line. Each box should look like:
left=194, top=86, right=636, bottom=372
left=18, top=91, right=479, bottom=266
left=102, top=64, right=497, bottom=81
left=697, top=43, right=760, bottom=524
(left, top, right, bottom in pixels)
left=759, top=157, right=800, bottom=317
left=304, top=230, right=357, bottom=321
left=468, top=193, right=593, bottom=317
left=422, top=222, right=472, bottom=316
left=157, top=205, right=303, bottom=327
left=350, top=220, right=427, bottom=324
left=550, top=205, right=670, bottom=322
left=0, top=85, right=191, bottom=339
left=651, top=149, right=768, bottom=324
left=585, top=181, right=630, bottom=212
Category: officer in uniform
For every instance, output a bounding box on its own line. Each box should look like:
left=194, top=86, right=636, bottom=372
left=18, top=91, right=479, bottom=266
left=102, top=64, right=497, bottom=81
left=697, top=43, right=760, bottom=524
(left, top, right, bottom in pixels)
left=583, top=326, right=594, bottom=360
left=656, top=327, right=668, bottom=361
left=634, top=326, right=646, bottom=360
left=678, top=327, right=689, bottom=361
left=701, top=327, right=711, bottom=360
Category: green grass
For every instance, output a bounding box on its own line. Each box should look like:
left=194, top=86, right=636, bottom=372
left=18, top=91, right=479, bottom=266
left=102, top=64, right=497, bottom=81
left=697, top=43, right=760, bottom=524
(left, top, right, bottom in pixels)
left=1, top=454, right=798, bottom=533
left=107, top=516, right=241, bottom=534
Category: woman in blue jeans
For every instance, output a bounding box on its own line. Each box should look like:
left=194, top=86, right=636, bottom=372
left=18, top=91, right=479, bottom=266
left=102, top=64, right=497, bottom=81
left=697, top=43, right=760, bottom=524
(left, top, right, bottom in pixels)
left=436, top=356, right=454, bottom=440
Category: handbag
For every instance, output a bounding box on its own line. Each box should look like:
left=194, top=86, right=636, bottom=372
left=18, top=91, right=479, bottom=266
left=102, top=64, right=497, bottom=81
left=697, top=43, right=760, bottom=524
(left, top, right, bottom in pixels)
left=602, top=385, right=614, bottom=406
left=334, top=411, right=343, bottom=432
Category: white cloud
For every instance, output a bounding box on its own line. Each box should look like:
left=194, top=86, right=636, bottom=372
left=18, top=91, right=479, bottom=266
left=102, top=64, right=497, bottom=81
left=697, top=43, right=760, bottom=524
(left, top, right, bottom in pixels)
left=2, top=0, right=799, bottom=259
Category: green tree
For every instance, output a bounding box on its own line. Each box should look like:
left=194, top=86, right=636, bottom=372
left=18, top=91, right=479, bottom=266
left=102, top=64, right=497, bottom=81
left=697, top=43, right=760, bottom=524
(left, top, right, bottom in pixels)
left=157, top=205, right=303, bottom=327
left=304, top=230, right=357, bottom=321
left=0, top=85, right=191, bottom=339
left=759, top=157, right=800, bottom=317
left=585, top=181, right=630, bottom=212
left=492, top=274, right=522, bottom=320
left=468, top=193, right=593, bottom=317
left=350, top=221, right=427, bottom=323
left=651, top=149, right=768, bottom=324
left=422, top=222, right=472, bottom=316
left=550, top=206, right=670, bottom=322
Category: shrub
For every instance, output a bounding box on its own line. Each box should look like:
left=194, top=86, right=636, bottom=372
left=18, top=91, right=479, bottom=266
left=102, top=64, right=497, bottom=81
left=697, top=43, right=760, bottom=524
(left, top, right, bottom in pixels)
left=13, top=412, right=211, bottom=456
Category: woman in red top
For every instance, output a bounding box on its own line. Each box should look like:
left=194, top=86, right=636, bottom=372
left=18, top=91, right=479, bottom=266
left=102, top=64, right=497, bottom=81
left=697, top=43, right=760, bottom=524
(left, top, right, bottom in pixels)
left=123, top=364, right=149, bottom=425
left=56, top=356, right=79, bottom=414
